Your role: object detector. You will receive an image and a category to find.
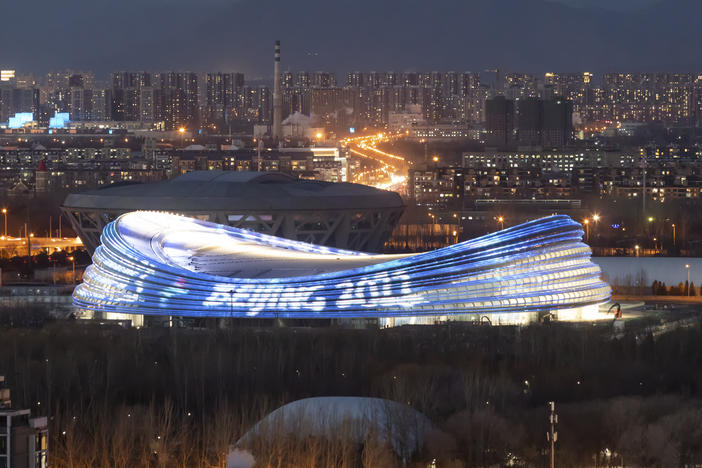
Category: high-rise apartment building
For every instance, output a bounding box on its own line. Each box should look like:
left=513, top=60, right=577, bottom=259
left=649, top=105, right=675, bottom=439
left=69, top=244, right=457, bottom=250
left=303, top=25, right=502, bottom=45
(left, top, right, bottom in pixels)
left=205, top=72, right=245, bottom=126
left=0, top=85, right=39, bottom=123
left=542, top=97, right=573, bottom=147
left=110, top=72, right=199, bottom=128
left=310, top=72, right=336, bottom=88
left=485, top=96, right=515, bottom=146
left=602, top=73, right=693, bottom=124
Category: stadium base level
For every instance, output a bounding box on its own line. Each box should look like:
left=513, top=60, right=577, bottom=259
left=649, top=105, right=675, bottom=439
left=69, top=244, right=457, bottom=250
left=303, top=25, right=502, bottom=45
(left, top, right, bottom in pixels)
left=74, top=307, right=602, bottom=329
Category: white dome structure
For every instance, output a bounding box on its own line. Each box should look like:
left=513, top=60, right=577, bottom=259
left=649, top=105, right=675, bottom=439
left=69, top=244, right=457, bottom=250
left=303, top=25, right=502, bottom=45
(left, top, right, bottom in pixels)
left=236, top=397, right=432, bottom=460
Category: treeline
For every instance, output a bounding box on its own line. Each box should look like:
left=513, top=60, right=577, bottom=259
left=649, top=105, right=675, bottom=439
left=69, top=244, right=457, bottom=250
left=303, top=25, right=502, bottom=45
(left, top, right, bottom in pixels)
left=2, top=315, right=702, bottom=466
left=606, top=269, right=702, bottom=297
left=651, top=280, right=698, bottom=296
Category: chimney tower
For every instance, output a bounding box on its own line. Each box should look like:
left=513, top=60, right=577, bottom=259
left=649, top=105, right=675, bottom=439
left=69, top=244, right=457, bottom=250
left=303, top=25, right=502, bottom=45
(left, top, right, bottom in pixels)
left=272, top=40, right=282, bottom=142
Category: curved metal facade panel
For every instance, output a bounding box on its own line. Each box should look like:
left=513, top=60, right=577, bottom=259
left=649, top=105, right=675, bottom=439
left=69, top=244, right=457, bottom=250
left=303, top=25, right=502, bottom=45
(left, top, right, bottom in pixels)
left=73, top=212, right=611, bottom=319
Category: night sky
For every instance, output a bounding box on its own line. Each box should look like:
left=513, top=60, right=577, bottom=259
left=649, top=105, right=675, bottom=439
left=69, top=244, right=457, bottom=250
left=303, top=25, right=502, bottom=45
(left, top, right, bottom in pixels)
left=2, top=0, right=695, bottom=78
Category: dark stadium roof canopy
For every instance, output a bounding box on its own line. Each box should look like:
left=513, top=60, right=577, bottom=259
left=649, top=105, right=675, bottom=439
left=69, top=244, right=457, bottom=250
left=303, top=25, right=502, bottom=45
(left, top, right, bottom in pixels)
left=63, top=171, right=404, bottom=211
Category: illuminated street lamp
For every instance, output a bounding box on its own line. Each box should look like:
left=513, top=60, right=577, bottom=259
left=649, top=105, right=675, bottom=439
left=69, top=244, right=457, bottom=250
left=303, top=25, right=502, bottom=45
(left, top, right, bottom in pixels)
left=2, top=208, right=6, bottom=238
left=634, top=245, right=640, bottom=257
left=68, top=256, right=76, bottom=285
left=686, top=264, right=691, bottom=296
left=591, top=215, right=600, bottom=242
left=583, top=219, right=590, bottom=242
left=672, top=223, right=676, bottom=246
left=498, top=216, right=504, bottom=230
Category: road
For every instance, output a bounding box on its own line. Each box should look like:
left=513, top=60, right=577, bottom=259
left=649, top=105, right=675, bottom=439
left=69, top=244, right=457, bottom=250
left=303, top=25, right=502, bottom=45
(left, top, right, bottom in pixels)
left=0, top=236, right=83, bottom=256
left=340, top=132, right=408, bottom=193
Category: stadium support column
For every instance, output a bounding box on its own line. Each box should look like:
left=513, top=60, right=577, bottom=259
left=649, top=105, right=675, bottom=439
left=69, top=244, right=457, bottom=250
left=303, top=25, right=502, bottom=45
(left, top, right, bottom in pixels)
left=272, top=40, right=282, bottom=142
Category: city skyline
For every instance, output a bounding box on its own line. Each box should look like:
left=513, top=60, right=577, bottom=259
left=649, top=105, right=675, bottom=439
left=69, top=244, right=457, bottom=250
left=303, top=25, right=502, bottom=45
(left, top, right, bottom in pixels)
left=3, top=1, right=702, bottom=466
left=2, top=0, right=698, bottom=77
left=4, top=68, right=700, bottom=133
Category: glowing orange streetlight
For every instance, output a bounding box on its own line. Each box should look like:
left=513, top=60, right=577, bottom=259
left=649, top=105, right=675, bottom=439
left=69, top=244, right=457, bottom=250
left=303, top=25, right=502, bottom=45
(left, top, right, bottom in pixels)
left=68, top=256, right=76, bottom=285
left=583, top=219, right=590, bottom=242
left=672, top=223, right=676, bottom=246
left=498, top=216, right=504, bottom=230
left=2, top=208, right=7, bottom=238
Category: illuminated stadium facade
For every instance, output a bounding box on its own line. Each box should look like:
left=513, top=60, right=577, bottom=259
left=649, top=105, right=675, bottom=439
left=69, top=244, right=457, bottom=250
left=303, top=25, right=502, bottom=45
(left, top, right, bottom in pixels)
left=73, top=212, right=611, bottom=327
left=62, top=171, right=404, bottom=254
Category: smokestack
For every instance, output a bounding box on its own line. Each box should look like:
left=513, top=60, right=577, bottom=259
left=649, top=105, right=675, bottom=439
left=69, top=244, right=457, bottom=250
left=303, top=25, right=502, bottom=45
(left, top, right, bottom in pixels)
left=272, top=40, right=282, bottom=142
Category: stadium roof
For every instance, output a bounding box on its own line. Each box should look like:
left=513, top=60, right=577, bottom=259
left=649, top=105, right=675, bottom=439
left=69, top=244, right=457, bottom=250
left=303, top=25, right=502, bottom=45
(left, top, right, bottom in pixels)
left=63, top=171, right=404, bottom=212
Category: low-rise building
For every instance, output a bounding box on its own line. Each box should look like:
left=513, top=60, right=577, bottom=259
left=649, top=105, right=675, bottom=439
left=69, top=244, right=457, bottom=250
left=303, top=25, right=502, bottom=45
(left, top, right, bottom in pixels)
left=0, top=376, right=48, bottom=468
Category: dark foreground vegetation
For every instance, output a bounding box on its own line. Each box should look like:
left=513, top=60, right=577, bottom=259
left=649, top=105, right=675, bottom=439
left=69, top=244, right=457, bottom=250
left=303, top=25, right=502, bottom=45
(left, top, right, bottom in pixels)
left=2, top=310, right=702, bottom=467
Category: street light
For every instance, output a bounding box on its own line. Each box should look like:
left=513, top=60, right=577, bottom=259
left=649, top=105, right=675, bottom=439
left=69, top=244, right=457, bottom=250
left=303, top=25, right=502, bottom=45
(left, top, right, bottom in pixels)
left=498, top=216, right=504, bottom=230
left=672, top=223, right=676, bottom=247
left=686, top=264, right=691, bottom=296
left=583, top=219, right=590, bottom=242
left=591, top=215, right=600, bottom=243
left=1, top=208, right=6, bottom=238
left=68, top=256, right=75, bottom=285
left=634, top=245, right=640, bottom=257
